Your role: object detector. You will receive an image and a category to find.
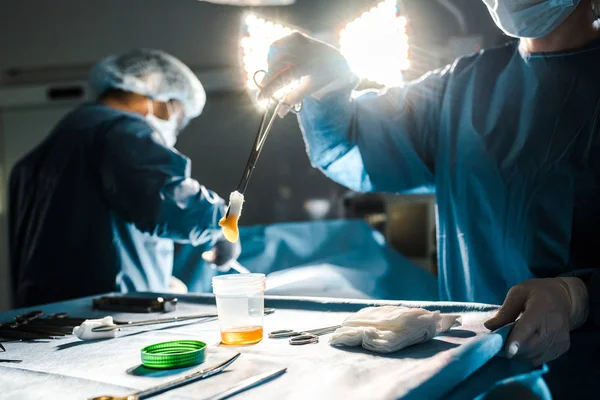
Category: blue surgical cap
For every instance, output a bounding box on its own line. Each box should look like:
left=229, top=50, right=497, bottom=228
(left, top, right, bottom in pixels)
left=89, top=49, right=206, bottom=119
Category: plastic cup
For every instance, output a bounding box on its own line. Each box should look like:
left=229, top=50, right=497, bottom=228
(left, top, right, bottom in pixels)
left=212, top=273, right=266, bottom=345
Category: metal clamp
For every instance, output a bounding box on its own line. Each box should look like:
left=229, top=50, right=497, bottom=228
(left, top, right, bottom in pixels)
left=253, top=70, right=302, bottom=114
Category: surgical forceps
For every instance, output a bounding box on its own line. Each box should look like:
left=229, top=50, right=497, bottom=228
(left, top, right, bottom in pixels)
left=269, top=324, right=341, bottom=345
left=225, top=70, right=301, bottom=218
left=92, top=308, right=276, bottom=332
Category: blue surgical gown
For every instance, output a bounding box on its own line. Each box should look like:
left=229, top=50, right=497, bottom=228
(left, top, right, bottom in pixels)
left=9, top=103, right=224, bottom=307
left=298, top=38, right=600, bottom=306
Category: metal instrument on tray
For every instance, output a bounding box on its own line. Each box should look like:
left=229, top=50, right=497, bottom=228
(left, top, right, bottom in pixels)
left=0, top=310, right=93, bottom=340
left=269, top=324, right=341, bottom=345
left=203, top=367, right=287, bottom=400
left=91, top=308, right=275, bottom=332
left=88, top=353, right=241, bottom=400
left=92, top=296, right=178, bottom=313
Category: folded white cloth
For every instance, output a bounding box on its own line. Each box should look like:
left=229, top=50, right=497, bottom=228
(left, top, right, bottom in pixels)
left=329, top=306, right=461, bottom=354
left=72, top=316, right=118, bottom=340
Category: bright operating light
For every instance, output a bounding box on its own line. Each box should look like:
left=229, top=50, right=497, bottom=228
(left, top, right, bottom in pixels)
left=241, top=14, right=295, bottom=108
left=340, top=0, right=409, bottom=87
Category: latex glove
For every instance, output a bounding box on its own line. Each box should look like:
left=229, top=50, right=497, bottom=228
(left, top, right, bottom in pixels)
left=169, top=276, right=188, bottom=294
left=484, top=277, right=589, bottom=366
left=202, top=237, right=242, bottom=272
left=258, top=32, right=357, bottom=115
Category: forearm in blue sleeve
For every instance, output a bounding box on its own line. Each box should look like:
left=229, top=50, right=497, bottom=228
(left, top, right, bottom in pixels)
left=155, top=178, right=225, bottom=245
left=297, top=67, right=450, bottom=194
left=95, top=118, right=225, bottom=245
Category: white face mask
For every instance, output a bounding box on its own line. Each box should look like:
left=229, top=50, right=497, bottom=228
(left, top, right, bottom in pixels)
left=482, top=0, right=580, bottom=39
left=146, top=100, right=179, bottom=148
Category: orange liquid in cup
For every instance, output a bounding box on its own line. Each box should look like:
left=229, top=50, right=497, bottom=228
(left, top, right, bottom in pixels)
left=221, top=326, right=263, bottom=345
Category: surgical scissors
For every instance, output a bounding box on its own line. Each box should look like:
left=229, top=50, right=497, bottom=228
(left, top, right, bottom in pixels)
left=269, top=325, right=341, bottom=345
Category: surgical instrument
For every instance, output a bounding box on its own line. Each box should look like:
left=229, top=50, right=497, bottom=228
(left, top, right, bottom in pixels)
left=0, top=311, right=114, bottom=340
left=0, top=359, right=22, bottom=364
left=233, top=98, right=280, bottom=197
left=4, top=311, right=87, bottom=327
left=269, top=325, right=341, bottom=345
left=203, top=367, right=287, bottom=400
left=0, top=343, right=5, bottom=352
left=0, top=311, right=71, bottom=339
left=224, top=70, right=300, bottom=218
left=88, top=353, right=241, bottom=400
left=92, top=308, right=276, bottom=332
left=93, top=296, right=178, bottom=313
left=226, top=260, right=251, bottom=274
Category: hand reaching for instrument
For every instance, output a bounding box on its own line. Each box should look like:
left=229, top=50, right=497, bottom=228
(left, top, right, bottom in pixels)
left=484, top=277, right=589, bottom=366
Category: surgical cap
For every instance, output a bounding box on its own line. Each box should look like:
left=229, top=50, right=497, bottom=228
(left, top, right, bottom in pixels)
left=89, top=49, right=206, bottom=119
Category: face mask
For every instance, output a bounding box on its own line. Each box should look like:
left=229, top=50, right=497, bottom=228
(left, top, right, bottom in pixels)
left=482, top=0, right=580, bottom=38
left=145, top=100, right=179, bottom=147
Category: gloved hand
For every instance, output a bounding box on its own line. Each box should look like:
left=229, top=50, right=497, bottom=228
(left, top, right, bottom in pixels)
left=202, top=237, right=242, bottom=272
left=484, top=277, right=589, bottom=366
left=258, top=32, right=357, bottom=114
left=169, top=276, right=188, bottom=294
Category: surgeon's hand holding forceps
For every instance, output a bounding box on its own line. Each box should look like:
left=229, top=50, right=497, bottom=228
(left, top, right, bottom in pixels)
left=224, top=69, right=301, bottom=218
left=269, top=325, right=341, bottom=345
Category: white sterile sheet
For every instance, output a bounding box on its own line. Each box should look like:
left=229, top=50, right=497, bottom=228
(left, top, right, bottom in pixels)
left=0, top=295, right=502, bottom=400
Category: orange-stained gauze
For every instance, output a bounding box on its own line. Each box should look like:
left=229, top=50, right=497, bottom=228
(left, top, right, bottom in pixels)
left=219, top=191, right=244, bottom=243
left=221, top=326, right=263, bottom=345
left=219, top=214, right=240, bottom=243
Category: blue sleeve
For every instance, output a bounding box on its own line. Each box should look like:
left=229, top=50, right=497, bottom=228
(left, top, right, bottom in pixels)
left=297, top=66, right=451, bottom=193
left=93, top=116, right=225, bottom=245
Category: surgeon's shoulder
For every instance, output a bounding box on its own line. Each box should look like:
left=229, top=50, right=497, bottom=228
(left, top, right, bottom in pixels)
left=65, top=103, right=153, bottom=140
left=98, top=107, right=189, bottom=163
left=95, top=108, right=161, bottom=153
left=107, top=113, right=153, bottom=139
left=448, top=40, right=519, bottom=78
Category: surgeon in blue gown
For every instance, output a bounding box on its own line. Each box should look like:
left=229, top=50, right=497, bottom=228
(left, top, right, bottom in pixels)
left=259, top=0, right=600, bottom=366
left=9, top=49, right=240, bottom=307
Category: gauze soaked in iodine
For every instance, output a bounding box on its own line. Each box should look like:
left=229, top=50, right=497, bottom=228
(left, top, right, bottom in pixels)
left=329, top=306, right=461, bottom=354
left=219, top=191, right=244, bottom=243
